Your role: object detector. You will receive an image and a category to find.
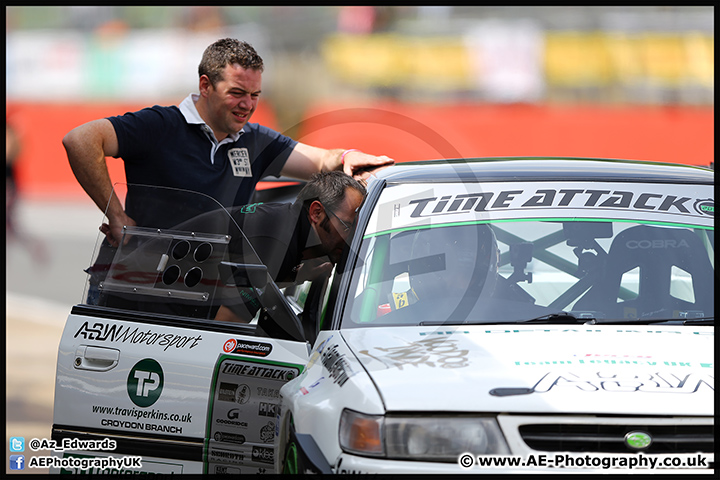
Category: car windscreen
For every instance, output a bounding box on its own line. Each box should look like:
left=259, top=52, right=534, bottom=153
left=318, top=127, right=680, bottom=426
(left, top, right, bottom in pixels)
left=342, top=181, right=714, bottom=327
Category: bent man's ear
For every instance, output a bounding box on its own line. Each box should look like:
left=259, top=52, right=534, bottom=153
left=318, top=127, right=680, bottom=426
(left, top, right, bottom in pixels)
left=308, top=200, right=325, bottom=224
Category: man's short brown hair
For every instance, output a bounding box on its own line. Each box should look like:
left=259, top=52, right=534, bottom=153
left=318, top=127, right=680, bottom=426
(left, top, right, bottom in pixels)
left=198, top=38, right=264, bottom=86
left=296, top=171, right=366, bottom=212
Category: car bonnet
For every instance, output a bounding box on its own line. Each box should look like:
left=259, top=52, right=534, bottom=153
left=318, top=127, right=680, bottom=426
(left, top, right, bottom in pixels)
left=341, top=325, right=714, bottom=415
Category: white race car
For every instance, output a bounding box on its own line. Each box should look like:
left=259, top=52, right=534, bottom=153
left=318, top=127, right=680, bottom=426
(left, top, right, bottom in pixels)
left=52, top=158, right=714, bottom=474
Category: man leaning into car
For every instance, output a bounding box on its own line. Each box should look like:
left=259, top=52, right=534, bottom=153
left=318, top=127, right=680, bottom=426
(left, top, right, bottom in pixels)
left=216, top=171, right=366, bottom=323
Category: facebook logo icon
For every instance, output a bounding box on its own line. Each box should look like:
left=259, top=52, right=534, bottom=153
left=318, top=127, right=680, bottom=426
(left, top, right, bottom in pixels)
left=10, top=455, right=25, bottom=470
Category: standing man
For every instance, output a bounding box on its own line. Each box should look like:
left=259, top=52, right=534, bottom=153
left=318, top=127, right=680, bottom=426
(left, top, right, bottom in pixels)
left=63, top=38, right=393, bottom=247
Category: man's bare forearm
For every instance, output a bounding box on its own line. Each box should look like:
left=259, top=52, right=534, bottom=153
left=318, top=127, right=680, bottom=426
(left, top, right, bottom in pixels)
left=63, top=119, right=123, bottom=218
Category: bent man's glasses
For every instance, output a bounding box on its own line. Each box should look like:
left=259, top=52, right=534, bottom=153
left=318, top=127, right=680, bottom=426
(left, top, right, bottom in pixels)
left=322, top=204, right=356, bottom=233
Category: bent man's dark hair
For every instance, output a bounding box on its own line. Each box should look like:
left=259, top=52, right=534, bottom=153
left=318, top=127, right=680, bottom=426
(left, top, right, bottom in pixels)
left=295, top=171, right=366, bottom=212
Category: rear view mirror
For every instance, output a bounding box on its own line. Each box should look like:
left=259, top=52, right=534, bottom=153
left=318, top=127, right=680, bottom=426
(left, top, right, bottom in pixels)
left=564, top=221, right=613, bottom=247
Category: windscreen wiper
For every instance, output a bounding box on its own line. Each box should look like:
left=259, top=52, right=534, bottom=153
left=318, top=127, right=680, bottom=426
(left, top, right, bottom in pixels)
left=517, top=312, right=593, bottom=324
left=585, top=317, right=714, bottom=326
left=418, top=321, right=464, bottom=327
left=420, top=313, right=592, bottom=326
left=521, top=312, right=714, bottom=326
left=421, top=314, right=713, bottom=327
left=680, top=317, right=714, bottom=325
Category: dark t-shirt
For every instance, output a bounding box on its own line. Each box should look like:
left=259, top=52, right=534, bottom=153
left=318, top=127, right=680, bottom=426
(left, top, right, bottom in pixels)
left=108, top=104, right=297, bottom=227
left=222, top=201, right=317, bottom=322
left=229, top=201, right=313, bottom=284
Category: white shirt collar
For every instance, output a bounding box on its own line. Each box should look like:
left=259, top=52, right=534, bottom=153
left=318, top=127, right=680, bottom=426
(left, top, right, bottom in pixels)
left=178, top=93, right=243, bottom=142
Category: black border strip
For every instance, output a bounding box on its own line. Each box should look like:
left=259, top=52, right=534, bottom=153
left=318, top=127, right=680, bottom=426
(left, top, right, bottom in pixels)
left=52, top=425, right=203, bottom=462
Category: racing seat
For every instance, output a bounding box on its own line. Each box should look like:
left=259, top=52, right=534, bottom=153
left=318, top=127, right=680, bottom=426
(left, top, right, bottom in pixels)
left=574, top=225, right=713, bottom=319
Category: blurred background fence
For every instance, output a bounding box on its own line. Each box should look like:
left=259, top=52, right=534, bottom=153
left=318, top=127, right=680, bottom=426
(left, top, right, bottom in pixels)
left=6, top=6, right=714, bottom=198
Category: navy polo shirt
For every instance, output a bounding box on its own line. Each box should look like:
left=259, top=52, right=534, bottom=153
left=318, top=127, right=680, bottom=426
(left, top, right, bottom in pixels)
left=107, top=96, right=297, bottom=227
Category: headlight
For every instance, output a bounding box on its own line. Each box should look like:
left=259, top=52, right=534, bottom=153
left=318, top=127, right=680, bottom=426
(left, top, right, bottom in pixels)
left=339, top=409, right=509, bottom=462
left=339, top=410, right=384, bottom=457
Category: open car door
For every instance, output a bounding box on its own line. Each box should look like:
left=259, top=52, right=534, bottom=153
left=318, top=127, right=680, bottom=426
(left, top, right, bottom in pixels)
left=52, top=184, right=311, bottom=474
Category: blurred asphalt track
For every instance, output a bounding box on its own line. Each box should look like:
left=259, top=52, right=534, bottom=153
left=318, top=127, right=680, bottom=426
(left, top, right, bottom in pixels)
left=6, top=197, right=100, bottom=474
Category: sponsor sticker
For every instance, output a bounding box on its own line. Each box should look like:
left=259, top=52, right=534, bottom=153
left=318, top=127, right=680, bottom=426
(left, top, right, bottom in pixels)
left=127, top=359, right=164, bottom=407
left=322, top=344, right=358, bottom=386
left=207, top=356, right=303, bottom=461
left=251, top=446, right=274, bottom=465
left=231, top=340, right=273, bottom=357
left=693, top=198, right=714, bottom=217
left=258, top=402, right=279, bottom=417
left=366, top=182, right=714, bottom=236
left=223, top=339, right=237, bottom=353
left=217, top=382, right=251, bottom=404
left=213, top=431, right=245, bottom=445
left=74, top=322, right=202, bottom=351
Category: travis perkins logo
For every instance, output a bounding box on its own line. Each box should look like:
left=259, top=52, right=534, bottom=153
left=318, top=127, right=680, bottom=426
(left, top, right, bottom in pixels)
left=408, top=190, right=713, bottom=217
